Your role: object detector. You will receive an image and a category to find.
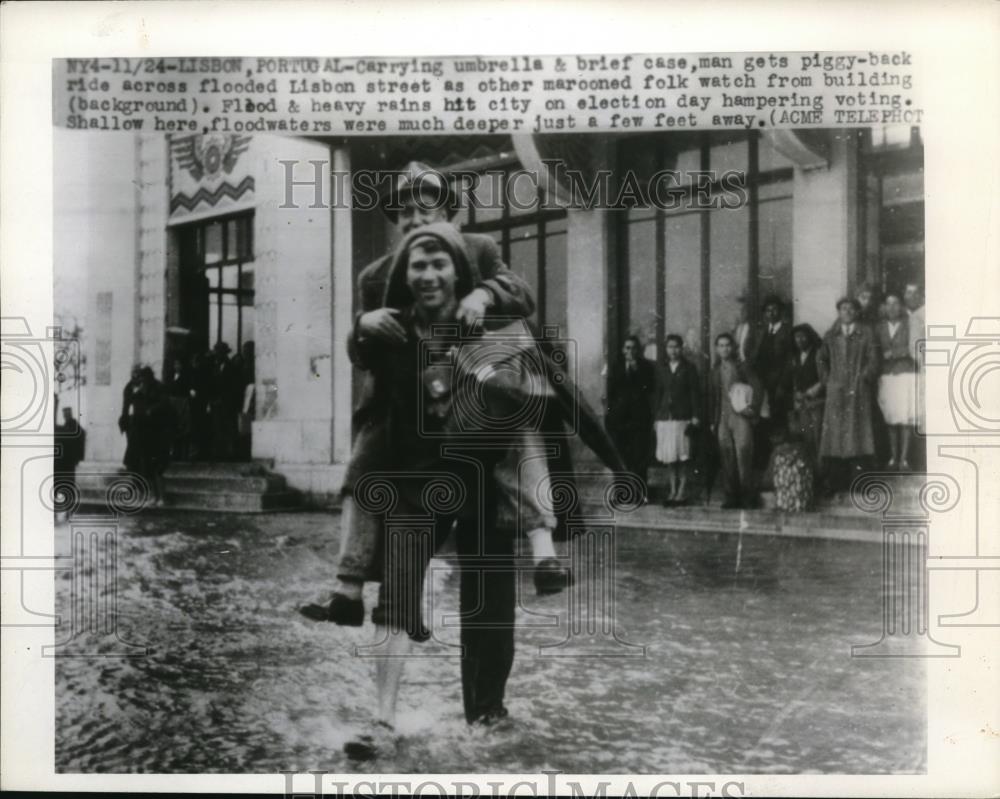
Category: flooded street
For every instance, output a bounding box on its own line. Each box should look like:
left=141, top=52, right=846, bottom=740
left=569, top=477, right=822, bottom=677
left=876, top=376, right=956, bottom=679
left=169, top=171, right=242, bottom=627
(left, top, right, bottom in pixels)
left=54, top=510, right=924, bottom=774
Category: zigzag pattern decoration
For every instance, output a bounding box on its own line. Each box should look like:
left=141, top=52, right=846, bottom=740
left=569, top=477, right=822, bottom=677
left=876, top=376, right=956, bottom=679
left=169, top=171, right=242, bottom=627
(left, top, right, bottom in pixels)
left=170, top=176, right=255, bottom=214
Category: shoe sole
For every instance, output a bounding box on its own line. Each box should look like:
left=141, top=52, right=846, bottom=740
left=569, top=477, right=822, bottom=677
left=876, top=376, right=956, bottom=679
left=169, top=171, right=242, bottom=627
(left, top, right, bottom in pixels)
left=297, top=605, right=364, bottom=625
left=535, top=575, right=574, bottom=596
left=344, top=738, right=377, bottom=761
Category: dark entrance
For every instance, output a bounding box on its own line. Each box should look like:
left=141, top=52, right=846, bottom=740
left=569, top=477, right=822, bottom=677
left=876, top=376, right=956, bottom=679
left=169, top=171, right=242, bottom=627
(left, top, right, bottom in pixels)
left=168, top=212, right=256, bottom=461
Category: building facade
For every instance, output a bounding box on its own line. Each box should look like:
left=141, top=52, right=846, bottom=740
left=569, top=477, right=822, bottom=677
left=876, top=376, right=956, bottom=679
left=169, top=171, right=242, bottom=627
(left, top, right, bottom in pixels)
left=58, top=127, right=924, bottom=501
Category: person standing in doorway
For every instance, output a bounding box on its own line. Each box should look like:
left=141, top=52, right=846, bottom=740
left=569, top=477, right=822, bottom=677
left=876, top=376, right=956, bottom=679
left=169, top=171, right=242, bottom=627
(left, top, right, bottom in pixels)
left=733, top=291, right=754, bottom=365
left=54, top=406, right=85, bottom=519
left=788, top=323, right=825, bottom=468
left=818, top=297, right=880, bottom=490
left=165, top=357, right=193, bottom=461
left=855, top=282, right=882, bottom=327
left=117, top=364, right=142, bottom=473
left=209, top=341, right=242, bottom=460
left=876, top=292, right=918, bottom=471
left=606, top=335, right=657, bottom=500
left=709, top=332, right=762, bottom=509
left=133, top=366, right=172, bottom=507
left=654, top=334, right=700, bottom=505
left=903, top=280, right=927, bottom=468
left=752, top=294, right=794, bottom=466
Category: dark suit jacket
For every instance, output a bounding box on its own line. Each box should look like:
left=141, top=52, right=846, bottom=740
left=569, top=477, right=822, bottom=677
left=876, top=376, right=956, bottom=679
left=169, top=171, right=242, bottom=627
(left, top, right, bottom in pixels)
left=654, top=358, right=700, bottom=421
left=753, top=321, right=794, bottom=397
left=606, top=357, right=656, bottom=432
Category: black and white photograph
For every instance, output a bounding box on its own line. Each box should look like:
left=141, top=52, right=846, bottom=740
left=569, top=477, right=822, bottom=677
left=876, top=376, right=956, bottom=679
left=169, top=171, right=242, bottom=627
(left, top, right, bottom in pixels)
left=2, top=2, right=999, bottom=796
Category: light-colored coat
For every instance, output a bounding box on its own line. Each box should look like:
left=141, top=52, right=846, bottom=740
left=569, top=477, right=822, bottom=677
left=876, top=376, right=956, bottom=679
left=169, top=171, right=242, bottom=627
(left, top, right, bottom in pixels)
left=818, top=323, right=880, bottom=458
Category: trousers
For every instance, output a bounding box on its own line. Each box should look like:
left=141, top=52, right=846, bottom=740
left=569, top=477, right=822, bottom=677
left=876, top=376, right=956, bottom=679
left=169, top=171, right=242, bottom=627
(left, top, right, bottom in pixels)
left=456, top=514, right=516, bottom=723
left=717, top=409, right=755, bottom=504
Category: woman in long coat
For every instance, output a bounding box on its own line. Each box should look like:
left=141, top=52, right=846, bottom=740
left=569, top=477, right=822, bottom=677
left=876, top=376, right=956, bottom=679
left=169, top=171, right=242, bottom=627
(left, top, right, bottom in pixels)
left=818, top=297, right=880, bottom=476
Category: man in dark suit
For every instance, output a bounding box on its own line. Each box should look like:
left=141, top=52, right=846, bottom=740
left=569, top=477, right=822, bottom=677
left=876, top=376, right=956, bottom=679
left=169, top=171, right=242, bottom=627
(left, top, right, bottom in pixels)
left=606, top=335, right=656, bottom=499
left=752, top=294, right=794, bottom=466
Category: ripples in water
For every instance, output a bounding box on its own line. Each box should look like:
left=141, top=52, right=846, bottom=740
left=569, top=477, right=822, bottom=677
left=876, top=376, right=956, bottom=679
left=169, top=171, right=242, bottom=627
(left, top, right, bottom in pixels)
left=54, top=513, right=925, bottom=773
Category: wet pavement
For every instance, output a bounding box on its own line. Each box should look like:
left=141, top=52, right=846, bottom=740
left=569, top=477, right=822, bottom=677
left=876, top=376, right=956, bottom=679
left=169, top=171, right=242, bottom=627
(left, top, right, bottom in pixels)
left=54, top=510, right=924, bottom=774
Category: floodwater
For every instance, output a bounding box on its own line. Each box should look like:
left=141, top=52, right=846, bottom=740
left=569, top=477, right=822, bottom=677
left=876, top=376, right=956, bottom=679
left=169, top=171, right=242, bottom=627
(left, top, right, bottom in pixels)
left=54, top=510, right=924, bottom=774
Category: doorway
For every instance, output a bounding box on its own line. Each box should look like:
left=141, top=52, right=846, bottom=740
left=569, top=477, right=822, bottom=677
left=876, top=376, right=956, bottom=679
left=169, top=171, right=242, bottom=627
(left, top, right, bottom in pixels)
left=170, top=212, right=256, bottom=461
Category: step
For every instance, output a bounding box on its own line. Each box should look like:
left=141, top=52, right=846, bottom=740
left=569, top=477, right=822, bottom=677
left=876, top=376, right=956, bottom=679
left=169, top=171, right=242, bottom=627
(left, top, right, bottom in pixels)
left=603, top=503, right=885, bottom=544
left=163, top=461, right=275, bottom=478
left=77, top=487, right=300, bottom=513
left=160, top=475, right=287, bottom=493
left=163, top=488, right=299, bottom=512
left=75, top=470, right=286, bottom=493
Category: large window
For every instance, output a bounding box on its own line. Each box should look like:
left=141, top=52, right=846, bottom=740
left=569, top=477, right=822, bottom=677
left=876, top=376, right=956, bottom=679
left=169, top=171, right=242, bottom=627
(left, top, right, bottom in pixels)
left=458, top=167, right=568, bottom=331
left=177, top=214, right=255, bottom=353
left=617, top=132, right=793, bottom=361
left=859, top=126, right=924, bottom=295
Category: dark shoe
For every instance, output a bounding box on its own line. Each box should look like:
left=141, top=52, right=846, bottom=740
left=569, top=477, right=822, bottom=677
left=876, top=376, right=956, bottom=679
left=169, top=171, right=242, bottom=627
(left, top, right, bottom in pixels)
left=298, top=593, right=364, bottom=626
left=344, top=720, right=397, bottom=761
left=534, top=558, right=572, bottom=595
left=370, top=605, right=432, bottom=642
left=720, top=499, right=741, bottom=510
left=472, top=705, right=510, bottom=727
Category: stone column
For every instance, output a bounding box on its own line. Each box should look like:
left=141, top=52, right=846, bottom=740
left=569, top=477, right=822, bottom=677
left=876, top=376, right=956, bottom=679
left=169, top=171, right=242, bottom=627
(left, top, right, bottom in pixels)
left=787, top=132, right=860, bottom=331
left=252, top=135, right=345, bottom=496
left=61, top=131, right=142, bottom=465
left=566, top=206, right=614, bottom=415
left=136, top=134, right=170, bottom=377
left=330, top=145, right=354, bottom=466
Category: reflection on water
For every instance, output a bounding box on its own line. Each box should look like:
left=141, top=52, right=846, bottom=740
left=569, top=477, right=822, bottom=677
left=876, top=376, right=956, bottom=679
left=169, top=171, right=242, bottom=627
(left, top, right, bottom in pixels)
left=55, top=512, right=924, bottom=774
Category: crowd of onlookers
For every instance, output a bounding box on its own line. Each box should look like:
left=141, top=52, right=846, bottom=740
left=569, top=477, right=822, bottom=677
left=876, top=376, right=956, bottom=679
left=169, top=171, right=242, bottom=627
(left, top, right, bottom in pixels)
left=118, top=340, right=255, bottom=506
left=605, top=282, right=926, bottom=512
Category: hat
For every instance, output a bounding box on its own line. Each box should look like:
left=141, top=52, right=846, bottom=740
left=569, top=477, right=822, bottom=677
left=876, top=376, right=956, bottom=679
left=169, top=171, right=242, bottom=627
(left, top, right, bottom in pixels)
left=383, top=222, right=476, bottom=310
left=213, top=341, right=232, bottom=355
left=380, top=161, right=457, bottom=222
left=791, top=323, right=821, bottom=349
left=836, top=296, right=861, bottom=313
left=761, top=293, right=785, bottom=312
